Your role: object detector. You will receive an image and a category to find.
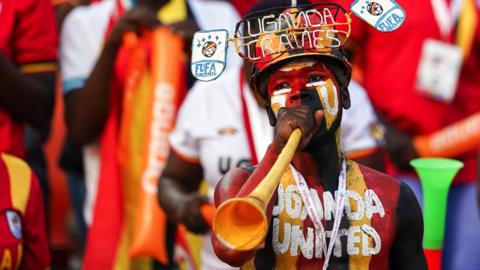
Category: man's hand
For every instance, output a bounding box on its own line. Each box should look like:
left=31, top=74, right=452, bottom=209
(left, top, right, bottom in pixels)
left=65, top=6, right=162, bottom=144
left=175, top=193, right=210, bottom=234
left=383, top=124, right=419, bottom=170
left=107, top=7, right=160, bottom=47
left=168, top=19, right=199, bottom=43
left=273, top=106, right=323, bottom=153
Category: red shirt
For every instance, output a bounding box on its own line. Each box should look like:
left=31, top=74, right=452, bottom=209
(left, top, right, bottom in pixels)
left=320, top=0, right=480, bottom=182
left=0, top=0, right=57, bottom=158
left=0, top=153, right=50, bottom=270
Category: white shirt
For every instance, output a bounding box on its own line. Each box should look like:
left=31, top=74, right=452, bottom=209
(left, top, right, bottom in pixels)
left=169, top=67, right=380, bottom=270
left=342, top=80, right=379, bottom=155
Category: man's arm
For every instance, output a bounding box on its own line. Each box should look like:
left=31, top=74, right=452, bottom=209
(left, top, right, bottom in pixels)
left=64, top=7, right=159, bottom=144
left=211, top=164, right=257, bottom=267
left=389, top=183, right=427, bottom=269
left=64, top=37, right=122, bottom=144
left=375, top=110, right=419, bottom=170
left=0, top=55, right=55, bottom=130
left=0, top=0, right=58, bottom=131
left=157, top=151, right=210, bottom=234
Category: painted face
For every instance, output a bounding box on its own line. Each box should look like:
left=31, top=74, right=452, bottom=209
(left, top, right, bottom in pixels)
left=267, top=58, right=341, bottom=130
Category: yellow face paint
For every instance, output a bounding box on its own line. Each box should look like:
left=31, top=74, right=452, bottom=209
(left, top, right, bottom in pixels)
left=310, top=79, right=339, bottom=129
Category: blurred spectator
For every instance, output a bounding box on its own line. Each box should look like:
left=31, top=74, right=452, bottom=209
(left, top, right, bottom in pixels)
left=60, top=0, right=242, bottom=268
left=324, top=0, right=480, bottom=269
left=52, top=0, right=93, bottom=255
left=0, top=0, right=57, bottom=226
left=60, top=1, right=176, bottom=268
left=0, top=153, right=50, bottom=270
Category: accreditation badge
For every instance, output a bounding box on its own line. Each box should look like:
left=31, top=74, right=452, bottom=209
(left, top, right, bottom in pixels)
left=416, top=39, right=463, bottom=102
left=350, top=0, right=406, bottom=32
left=191, top=29, right=229, bottom=81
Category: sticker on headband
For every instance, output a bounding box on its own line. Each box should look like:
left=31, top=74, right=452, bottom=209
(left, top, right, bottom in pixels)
left=350, top=0, right=406, bottom=32
left=191, top=29, right=229, bottom=81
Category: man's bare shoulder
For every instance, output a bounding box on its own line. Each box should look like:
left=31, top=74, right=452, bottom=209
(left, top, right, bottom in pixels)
left=352, top=160, right=401, bottom=186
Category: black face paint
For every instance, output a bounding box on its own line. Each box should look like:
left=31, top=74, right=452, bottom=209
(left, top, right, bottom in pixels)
left=299, top=88, right=323, bottom=114
left=299, top=87, right=343, bottom=151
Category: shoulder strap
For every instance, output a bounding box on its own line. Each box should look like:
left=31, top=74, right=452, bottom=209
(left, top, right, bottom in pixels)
left=1, top=153, right=32, bottom=214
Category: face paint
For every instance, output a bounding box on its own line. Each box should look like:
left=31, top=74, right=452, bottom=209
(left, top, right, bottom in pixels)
left=267, top=59, right=341, bottom=130
left=279, top=59, right=317, bottom=72
left=310, top=79, right=339, bottom=129
left=271, top=94, right=287, bottom=116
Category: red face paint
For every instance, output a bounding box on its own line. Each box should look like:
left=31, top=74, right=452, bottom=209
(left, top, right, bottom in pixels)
left=267, top=60, right=340, bottom=111
left=267, top=59, right=342, bottom=131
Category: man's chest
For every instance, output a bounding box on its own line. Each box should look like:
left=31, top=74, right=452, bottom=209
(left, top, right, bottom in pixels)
left=268, top=163, right=399, bottom=269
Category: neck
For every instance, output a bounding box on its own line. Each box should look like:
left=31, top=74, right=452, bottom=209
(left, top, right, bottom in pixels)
left=302, top=129, right=342, bottom=190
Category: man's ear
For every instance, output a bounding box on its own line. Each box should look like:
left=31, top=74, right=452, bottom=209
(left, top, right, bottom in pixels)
left=341, top=86, right=351, bottom=109
left=266, top=106, right=277, bottom=126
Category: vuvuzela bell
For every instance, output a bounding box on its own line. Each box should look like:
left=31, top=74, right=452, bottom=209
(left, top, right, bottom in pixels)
left=213, top=129, right=302, bottom=251
left=410, top=158, right=463, bottom=270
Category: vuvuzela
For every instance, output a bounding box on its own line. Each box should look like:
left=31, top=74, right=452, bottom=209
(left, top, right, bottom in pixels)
left=213, top=129, right=302, bottom=251
left=410, top=158, right=463, bottom=270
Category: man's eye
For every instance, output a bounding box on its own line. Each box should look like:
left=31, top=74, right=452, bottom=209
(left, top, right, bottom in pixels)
left=308, top=76, right=322, bottom=83
left=275, top=82, right=290, bottom=90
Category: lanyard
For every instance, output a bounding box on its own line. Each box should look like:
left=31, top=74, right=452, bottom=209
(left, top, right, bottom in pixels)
left=290, top=159, right=347, bottom=270
left=431, top=0, right=466, bottom=38
left=239, top=70, right=272, bottom=165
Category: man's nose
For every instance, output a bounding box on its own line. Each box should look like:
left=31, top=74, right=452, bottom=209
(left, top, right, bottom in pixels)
left=286, top=87, right=306, bottom=107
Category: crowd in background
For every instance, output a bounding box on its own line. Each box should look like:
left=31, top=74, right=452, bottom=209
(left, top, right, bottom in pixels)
left=0, top=0, right=479, bottom=269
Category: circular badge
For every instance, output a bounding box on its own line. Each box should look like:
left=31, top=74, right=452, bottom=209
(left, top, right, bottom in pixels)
left=367, top=2, right=383, bottom=16
left=202, top=41, right=217, bottom=58
left=6, top=210, right=22, bottom=240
